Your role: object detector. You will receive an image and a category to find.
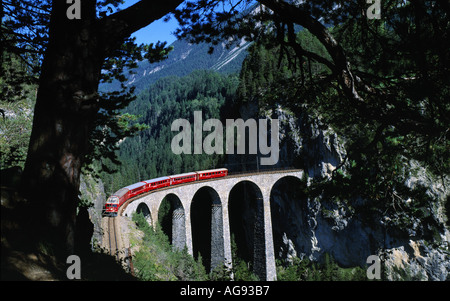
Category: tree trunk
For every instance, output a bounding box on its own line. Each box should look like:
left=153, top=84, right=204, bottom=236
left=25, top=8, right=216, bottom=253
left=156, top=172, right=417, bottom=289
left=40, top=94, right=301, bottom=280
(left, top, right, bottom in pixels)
left=21, top=1, right=102, bottom=257
left=20, top=0, right=183, bottom=259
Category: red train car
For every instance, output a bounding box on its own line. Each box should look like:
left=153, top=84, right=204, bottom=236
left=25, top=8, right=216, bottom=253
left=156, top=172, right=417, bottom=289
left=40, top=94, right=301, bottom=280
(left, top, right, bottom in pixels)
left=169, top=172, right=197, bottom=185
left=105, top=168, right=228, bottom=215
left=105, top=187, right=129, bottom=215
left=143, top=176, right=171, bottom=191
left=105, top=182, right=145, bottom=215
left=126, top=182, right=147, bottom=198
left=197, top=168, right=228, bottom=180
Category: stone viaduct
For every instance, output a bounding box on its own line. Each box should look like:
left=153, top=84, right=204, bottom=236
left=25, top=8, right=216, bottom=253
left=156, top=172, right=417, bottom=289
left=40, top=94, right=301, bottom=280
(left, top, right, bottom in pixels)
left=122, top=169, right=304, bottom=281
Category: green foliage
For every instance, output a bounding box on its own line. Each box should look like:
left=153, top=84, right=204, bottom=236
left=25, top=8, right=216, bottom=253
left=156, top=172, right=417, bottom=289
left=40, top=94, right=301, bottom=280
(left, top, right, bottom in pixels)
left=234, top=18, right=448, bottom=237
left=1, top=0, right=50, bottom=75
left=101, top=70, right=239, bottom=194
left=0, top=98, right=34, bottom=169
left=209, top=263, right=233, bottom=281
left=236, top=30, right=330, bottom=109
left=390, top=264, right=426, bottom=281
left=0, top=45, right=37, bottom=169
left=132, top=212, right=208, bottom=281
left=276, top=253, right=367, bottom=281
left=2, top=0, right=184, bottom=179
left=229, top=234, right=259, bottom=281
left=173, top=0, right=449, bottom=242
left=132, top=212, right=261, bottom=281
left=144, top=41, right=174, bottom=64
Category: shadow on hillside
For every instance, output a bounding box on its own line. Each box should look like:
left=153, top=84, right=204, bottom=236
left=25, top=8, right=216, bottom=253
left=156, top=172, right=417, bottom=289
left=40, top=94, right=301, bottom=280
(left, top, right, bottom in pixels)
left=1, top=168, right=135, bottom=281
left=2, top=204, right=136, bottom=281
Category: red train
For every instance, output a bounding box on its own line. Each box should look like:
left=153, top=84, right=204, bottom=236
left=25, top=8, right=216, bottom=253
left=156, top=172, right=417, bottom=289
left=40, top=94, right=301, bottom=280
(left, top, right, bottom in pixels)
left=104, top=168, right=228, bottom=215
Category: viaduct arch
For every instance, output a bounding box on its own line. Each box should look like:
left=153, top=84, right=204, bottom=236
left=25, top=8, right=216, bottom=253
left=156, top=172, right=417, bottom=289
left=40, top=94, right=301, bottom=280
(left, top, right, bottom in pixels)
left=122, top=169, right=304, bottom=281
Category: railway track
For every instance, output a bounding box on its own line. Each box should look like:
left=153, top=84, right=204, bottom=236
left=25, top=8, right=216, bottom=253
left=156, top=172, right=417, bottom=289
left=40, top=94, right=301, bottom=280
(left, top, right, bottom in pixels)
left=108, top=216, right=118, bottom=260
left=106, top=168, right=300, bottom=276
left=119, top=168, right=303, bottom=214
left=107, top=215, right=135, bottom=275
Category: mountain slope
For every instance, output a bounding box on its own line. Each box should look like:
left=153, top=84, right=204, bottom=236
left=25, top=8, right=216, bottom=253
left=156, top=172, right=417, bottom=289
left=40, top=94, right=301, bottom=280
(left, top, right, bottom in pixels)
left=100, top=38, right=251, bottom=94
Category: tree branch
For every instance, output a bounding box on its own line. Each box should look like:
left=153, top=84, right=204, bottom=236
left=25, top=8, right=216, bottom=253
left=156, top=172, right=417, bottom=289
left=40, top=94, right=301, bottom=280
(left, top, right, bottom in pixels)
left=258, top=0, right=365, bottom=104
left=100, top=0, right=183, bottom=53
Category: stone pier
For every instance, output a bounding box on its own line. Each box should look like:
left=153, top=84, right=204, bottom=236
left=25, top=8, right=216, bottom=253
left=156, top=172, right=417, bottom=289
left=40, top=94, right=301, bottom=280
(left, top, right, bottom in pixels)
left=122, top=169, right=304, bottom=281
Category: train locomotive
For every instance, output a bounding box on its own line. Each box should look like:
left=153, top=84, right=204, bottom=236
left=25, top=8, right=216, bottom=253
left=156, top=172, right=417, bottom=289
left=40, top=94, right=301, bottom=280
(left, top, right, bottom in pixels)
left=104, top=168, right=228, bottom=215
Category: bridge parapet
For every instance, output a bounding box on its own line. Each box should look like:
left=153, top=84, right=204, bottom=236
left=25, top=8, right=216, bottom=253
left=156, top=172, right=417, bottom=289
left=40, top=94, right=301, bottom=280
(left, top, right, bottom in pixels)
left=122, top=169, right=304, bottom=281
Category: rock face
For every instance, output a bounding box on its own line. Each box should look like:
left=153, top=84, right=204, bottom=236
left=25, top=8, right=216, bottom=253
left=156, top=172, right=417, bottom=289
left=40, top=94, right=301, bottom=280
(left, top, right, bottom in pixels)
left=79, top=174, right=107, bottom=248
left=250, top=104, right=449, bottom=280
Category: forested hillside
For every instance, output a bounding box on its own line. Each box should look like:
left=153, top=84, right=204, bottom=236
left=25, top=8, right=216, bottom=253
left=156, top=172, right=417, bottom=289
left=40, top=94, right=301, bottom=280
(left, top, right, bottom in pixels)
left=98, top=30, right=327, bottom=195
left=100, top=70, right=240, bottom=194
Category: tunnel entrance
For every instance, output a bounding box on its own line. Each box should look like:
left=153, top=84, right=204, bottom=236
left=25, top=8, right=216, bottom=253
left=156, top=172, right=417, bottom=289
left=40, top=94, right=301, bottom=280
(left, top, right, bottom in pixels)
left=191, top=186, right=223, bottom=272
left=158, top=194, right=185, bottom=250
left=228, top=181, right=266, bottom=280
left=270, top=176, right=310, bottom=264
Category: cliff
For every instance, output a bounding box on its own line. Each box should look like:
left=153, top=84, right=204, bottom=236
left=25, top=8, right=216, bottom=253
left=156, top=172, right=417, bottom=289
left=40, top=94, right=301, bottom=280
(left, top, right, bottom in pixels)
left=264, top=106, right=450, bottom=280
